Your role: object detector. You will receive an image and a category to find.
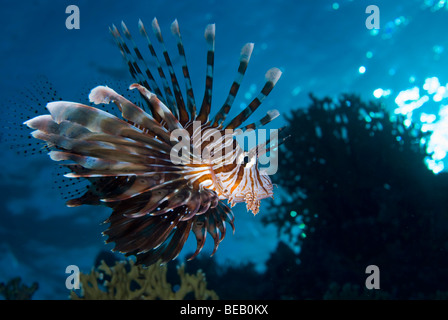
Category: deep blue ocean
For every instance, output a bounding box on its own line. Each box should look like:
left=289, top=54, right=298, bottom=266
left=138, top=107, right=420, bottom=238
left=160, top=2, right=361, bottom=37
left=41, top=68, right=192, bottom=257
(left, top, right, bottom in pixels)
left=1, top=0, right=448, bottom=300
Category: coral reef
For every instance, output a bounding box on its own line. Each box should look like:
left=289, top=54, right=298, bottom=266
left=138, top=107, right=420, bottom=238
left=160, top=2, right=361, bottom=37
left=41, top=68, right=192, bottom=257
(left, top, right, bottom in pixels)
left=0, top=277, right=38, bottom=300
left=184, top=254, right=263, bottom=300
left=70, top=259, right=218, bottom=300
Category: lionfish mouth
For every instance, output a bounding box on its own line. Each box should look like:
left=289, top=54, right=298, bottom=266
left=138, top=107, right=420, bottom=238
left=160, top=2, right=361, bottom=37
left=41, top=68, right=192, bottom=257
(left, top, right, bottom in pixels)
left=24, top=17, right=286, bottom=265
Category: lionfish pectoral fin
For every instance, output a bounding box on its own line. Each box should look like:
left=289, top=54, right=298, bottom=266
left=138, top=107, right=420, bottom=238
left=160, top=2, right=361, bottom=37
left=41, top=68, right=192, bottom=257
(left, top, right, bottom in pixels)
left=188, top=215, right=208, bottom=261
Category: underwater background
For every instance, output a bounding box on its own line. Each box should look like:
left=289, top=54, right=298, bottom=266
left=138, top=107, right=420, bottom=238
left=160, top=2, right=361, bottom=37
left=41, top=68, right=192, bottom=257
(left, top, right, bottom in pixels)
left=1, top=0, right=448, bottom=299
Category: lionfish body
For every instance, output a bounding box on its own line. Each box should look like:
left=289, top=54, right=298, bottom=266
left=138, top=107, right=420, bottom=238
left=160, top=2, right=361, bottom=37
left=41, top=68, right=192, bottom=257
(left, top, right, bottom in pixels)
left=24, top=18, right=283, bottom=265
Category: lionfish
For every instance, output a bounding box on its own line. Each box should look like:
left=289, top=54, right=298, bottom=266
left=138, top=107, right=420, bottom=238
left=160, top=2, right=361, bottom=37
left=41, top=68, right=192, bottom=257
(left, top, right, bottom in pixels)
left=24, top=18, right=284, bottom=265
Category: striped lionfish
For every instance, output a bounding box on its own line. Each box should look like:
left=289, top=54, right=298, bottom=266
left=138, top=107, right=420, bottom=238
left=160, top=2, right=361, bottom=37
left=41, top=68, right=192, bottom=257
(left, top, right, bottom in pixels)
left=24, top=18, right=284, bottom=265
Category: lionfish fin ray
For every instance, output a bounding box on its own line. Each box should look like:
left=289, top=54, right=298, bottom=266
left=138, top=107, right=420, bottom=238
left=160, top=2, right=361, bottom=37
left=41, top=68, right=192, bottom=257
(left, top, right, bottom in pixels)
left=22, top=18, right=283, bottom=267
left=89, top=85, right=175, bottom=145
left=138, top=19, right=179, bottom=113
left=171, top=19, right=197, bottom=121
left=225, top=67, right=282, bottom=130
left=119, top=21, right=165, bottom=101
left=240, top=109, right=280, bottom=132
left=45, top=101, right=140, bottom=136
left=151, top=17, right=185, bottom=119
left=109, top=25, right=155, bottom=97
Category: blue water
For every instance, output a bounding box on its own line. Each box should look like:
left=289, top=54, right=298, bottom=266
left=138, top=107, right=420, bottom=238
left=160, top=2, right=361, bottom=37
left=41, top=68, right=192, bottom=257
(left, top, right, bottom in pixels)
left=1, top=0, right=447, bottom=299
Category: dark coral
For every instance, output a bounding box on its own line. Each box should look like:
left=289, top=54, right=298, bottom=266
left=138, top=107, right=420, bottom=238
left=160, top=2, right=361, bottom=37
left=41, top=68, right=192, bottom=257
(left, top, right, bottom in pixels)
left=0, top=277, right=38, bottom=300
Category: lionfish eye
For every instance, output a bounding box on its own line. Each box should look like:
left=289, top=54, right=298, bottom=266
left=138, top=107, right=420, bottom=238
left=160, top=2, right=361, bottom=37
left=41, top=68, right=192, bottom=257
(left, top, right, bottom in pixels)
left=243, top=156, right=250, bottom=165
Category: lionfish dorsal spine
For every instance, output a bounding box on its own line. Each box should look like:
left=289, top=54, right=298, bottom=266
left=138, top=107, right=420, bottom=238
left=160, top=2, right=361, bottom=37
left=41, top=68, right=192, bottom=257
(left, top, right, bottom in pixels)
left=240, top=109, right=280, bottom=133
left=120, top=21, right=166, bottom=103
left=88, top=85, right=176, bottom=145
left=224, top=67, right=282, bottom=130
left=170, top=19, right=197, bottom=121
left=137, top=19, right=178, bottom=114
left=211, top=42, right=254, bottom=128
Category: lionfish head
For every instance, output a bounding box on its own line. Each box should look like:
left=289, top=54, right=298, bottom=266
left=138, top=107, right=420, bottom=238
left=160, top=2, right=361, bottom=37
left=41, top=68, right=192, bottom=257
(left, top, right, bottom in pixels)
left=227, top=147, right=274, bottom=216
